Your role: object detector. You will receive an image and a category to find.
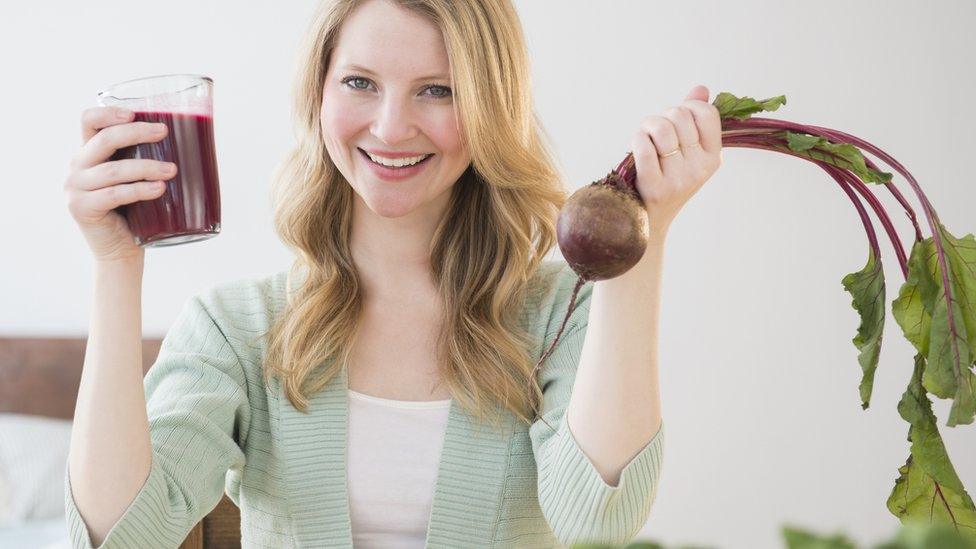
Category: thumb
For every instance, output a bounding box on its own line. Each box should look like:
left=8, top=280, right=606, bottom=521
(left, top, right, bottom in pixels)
left=685, top=84, right=709, bottom=103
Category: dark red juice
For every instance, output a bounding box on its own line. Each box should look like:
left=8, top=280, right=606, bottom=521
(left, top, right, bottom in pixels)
left=111, top=111, right=221, bottom=247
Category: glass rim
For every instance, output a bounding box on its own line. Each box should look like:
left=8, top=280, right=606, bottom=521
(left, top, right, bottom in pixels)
left=96, top=73, right=213, bottom=99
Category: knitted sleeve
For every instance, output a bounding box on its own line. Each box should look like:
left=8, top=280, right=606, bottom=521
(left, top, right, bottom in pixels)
left=64, top=291, right=251, bottom=549
left=529, top=264, right=665, bottom=546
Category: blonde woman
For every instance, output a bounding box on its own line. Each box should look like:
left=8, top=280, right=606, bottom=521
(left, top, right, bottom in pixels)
left=62, top=0, right=721, bottom=547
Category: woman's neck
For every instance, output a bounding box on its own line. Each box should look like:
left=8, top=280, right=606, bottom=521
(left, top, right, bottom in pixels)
left=349, top=196, right=444, bottom=303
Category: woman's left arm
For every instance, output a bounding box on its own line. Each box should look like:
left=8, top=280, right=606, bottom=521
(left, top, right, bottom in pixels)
left=566, top=85, right=723, bottom=486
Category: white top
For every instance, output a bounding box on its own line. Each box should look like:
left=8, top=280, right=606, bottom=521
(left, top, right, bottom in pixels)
left=346, top=389, right=452, bottom=548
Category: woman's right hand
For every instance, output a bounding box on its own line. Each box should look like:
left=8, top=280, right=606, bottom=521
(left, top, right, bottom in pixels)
left=64, top=106, right=178, bottom=264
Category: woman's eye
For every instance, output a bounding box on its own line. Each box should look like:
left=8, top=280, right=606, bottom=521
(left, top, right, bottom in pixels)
left=425, top=85, right=452, bottom=99
left=342, top=76, right=372, bottom=90
left=341, top=76, right=451, bottom=100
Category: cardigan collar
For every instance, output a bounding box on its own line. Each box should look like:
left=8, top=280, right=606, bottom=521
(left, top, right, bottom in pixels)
left=274, top=265, right=552, bottom=547
left=277, top=357, right=517, bottom=548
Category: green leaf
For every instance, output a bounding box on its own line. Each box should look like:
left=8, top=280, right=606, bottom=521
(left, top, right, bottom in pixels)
left=872, top=521, right=976, bottom=549
left=929, top=227, right=976, bottom=426
left=784, top=132, right=894, bottom=184
left=893, top=228, right=976, bottom=426
left=895, top=355, right=971, bottom=500
left=782, top=525, right=858, bottom=549
left=713, top=91, right=787, bottom=120
left=893, top=239, right=936, bottom=357
left=568, top=544, right=669, bottom=549
left=887, top=354, right=976, bottom=541
left=887, top=455, right=976, bottom=545
left=841, top=247, right=886, bottom=409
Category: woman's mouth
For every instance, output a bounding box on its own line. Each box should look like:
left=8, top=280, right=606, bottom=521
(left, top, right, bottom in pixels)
left=358, top=148, right=435, bottom=181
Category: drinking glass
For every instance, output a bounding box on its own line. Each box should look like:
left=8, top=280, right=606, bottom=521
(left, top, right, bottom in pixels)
left=97, top=74, right=221, bottom=247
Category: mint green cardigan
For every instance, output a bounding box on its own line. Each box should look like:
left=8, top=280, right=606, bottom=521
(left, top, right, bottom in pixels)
left=64, top=260, right=665, bottom=548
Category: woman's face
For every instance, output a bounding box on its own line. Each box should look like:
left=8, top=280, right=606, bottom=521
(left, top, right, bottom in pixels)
left=320, top=0, right=471, bottom=219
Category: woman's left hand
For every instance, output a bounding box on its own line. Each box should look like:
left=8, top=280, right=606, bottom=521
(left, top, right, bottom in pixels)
left=630, top=84, right=723, bottom=236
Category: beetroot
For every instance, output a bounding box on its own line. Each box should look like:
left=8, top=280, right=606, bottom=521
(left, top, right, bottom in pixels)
left=531, top=92, right=976, bottom=540
left=556, top=171, right=649, bottom=282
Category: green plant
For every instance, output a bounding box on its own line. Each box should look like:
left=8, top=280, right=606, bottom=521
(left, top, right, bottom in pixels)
left=569, top=519, right=975, bottom=548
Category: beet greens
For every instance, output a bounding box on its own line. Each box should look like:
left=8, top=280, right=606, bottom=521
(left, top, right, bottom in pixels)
left=533, top=92, right=976, bottom=539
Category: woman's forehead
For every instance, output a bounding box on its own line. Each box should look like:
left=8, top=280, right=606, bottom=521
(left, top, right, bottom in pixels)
left=334, top=0, right=449, bottom=72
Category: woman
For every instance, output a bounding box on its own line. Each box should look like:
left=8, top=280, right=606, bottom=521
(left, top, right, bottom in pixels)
left=62, top=0, right=721, bottom=547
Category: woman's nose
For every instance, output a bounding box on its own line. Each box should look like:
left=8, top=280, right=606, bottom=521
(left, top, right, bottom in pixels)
left=370, top=96, right=420, bottom=146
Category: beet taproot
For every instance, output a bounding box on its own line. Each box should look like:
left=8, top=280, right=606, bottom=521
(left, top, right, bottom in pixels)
left=556, top=170, right=649, bottom=282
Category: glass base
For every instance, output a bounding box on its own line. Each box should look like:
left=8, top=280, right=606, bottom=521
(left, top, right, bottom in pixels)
left=137, top=225, right=220, bottom=248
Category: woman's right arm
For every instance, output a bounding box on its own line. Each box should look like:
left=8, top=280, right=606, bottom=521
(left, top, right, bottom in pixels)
left=64, top=286, right=251, bottom=549
left=68, top=257, right=152, bottom=548
left=63, top=107, right=250, bottom=549
left=64, top=107, right=171, bottom=545
left=63, top=106, right=173, bottom=546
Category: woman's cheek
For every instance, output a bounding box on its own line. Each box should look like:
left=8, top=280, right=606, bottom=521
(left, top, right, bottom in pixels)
left=321, top=107, right=361, bottom=168
left=322, top=102, right=355, bottom=139
left=430, top=111, right=465, bottom=154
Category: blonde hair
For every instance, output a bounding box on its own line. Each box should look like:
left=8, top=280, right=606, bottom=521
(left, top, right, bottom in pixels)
left=262, top=0, right=570, bottom=433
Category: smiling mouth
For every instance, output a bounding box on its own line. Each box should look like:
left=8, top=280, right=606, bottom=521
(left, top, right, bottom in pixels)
left=357, top=148, right=434, bottom=168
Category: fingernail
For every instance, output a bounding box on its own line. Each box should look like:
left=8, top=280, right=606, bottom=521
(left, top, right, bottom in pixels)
left=117, top=109, right=133, bottom=120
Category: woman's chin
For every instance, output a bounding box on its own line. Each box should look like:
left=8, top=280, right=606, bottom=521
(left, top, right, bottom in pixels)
left=360, top=195, right=421, bottom=219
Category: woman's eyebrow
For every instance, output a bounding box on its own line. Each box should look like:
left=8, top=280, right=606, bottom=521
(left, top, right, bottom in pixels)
left=340, top=63, right=449, bottom=82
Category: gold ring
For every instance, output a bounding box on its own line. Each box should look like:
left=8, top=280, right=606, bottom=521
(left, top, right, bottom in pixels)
left=659, top=141, right=701, bottom=158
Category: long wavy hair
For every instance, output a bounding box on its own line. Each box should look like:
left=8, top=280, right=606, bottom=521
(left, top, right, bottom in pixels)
left=261, top=0, right=570, bottom=433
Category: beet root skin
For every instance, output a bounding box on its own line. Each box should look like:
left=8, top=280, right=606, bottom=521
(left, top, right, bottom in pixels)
left=556, top=175, right=650, bottom=281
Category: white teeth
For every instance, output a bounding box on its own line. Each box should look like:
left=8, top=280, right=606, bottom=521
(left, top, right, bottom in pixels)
left=364, top=150, right=431, bottom=168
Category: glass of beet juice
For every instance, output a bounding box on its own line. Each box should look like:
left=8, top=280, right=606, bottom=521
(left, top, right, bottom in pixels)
left=97, top=74, right=221, bottom=247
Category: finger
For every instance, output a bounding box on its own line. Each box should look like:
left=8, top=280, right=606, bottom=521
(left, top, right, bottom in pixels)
left=70, top=180, right=168, bottom=219
left=662, top=105, right=701, bottom=149
left=639, top=115, right=681, bottom=175
left=683, top=84, right=709, bottom=103
left=73, top=122, right=168, bottom=170
left=682, top=99, right=722, bottom=155
left=70, top=159, right=178, bottom=192
left=630, top=129, right=661, bottom=183
left=80, top=106, right=134, bottom=143
left=663, top=105, right=709, bottom=172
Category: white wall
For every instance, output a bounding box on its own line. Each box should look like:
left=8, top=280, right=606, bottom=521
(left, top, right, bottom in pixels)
left=2, top=1, right=974, bottom=547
